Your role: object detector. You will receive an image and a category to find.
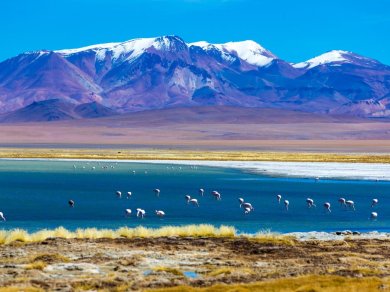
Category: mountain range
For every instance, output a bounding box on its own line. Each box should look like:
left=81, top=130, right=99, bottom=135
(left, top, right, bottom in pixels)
left=0, top=35, right=389, bottom=122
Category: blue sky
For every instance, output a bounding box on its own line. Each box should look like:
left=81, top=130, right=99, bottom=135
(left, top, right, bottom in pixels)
left=0, top=0, right=389, bottom=64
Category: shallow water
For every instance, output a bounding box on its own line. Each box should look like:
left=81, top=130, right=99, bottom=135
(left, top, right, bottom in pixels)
left=0, top=160, right=388, bottom=233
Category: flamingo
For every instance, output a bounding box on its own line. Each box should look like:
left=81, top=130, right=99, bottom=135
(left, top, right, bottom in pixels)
left=371, top=198, right=378, bottom=207
left=338, top=197, right=346, bottom=207
left=199, top=189, right=205, bottom=196
left=68, top=200, right=75, bottom=208
left=136, top=208, right=146, bottom=218
left=0, top=212, right=6, bottom=221
left=211, top=191, right=221, bottom=200
left=284, top=200, right=289, bottom=211
left=185, top=195, right=199, bottom=207
left=306, top=198, right=316, bottom=208
left=125, top=209, right=132, bottom=217
left=155, top=210, right=165, bottom=217
left=116, top=191, right=122, bottom=198
left=241, top=202, right=255, bottom=211
left=240, top=199, right=254, bottom=211
left=277, top=194, right=282, bottom=204
left=153, top=189, right=161, bottom=197
left=244, top=207, right=252, bottom=214
left=324, top=202, right=331, bottom=213
left=370, top=212, right=378, bottom=220
left=346, top=200, right=355, bottom=210
left=127, top=192, right=132, bottom=199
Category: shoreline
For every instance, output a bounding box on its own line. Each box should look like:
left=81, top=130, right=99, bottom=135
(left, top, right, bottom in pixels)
left=2, top=157, right=390, bottom=181
left=0, top=226, right=389, bottom=243
left=0, top=147, right=389, bottom=163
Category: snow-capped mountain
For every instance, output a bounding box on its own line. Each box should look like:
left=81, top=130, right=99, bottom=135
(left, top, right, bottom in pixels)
left=0, top=35, right=389, bottom=121
left=293, top=50, right=384, bottom=69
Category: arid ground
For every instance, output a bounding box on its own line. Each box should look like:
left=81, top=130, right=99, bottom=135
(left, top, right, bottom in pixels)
left=0, top=107, right=390, bottom=153
left=0, top=236, right=389, bottom=291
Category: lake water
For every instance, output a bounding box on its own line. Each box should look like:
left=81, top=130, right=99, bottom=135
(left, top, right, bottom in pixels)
left=0, top=159, right=388, bottom=233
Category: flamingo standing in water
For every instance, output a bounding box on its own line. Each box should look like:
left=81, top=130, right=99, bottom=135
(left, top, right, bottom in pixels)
left=155, top=210, right=165, bottom=218
left=185, top=195, right=199, bottom=207
left=153, top=189, right=160, bottom=197
left=370, top=212, right=378, bottom=220
left=127, top=192, right=132, bottom=199
left=125, top=209, right=132, bottom=217
left=238, top=198, right=254, bottom=211
left=306, top=198, right=316, bottom=208
left=284, top=200, right=289, bottom=211
left=277, top=194, right=282, bottom=204
left=116, top=191, right=122, bottom=198
left=371, top=198, right=378, bottom=207
left=68, top=200, right=75, bottom=208
left=346, top=200, right=355, bottom=210
left=338, top=198, right=346, bottom=207
left=324, top=202, right=331, bottom=213
left=136, top=208, right=146, bottom=218
left=244, top=207, right=252, bottom=214
left=0, top=212, right=6, bottom=221
left=211, top=191, right=221, bottom=200
left=199, top=189, right=205, bottom=196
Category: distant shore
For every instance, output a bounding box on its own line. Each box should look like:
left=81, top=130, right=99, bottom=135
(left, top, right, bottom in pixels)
left=0, top=147, right=389, bottom=163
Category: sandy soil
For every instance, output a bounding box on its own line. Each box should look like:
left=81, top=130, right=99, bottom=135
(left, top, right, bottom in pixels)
left=0, top=236, right=389, bottom=291
left=0, top=106, right=390, bottom=153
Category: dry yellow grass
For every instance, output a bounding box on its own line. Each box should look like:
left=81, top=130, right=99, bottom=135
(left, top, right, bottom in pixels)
left=0, top=148, right=389, bottom=163
left=0, top=225, right=237, bottom=244
left=25, top=261, right=47, bottom=271
left=251, top=232, right=297, bottom=246
left=147, top=275, right=390, bottom=292
left=153, top=266, right=184, bottom=276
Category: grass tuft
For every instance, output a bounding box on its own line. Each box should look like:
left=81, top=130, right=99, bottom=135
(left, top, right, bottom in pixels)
left=0, top=225, right=236, bottom=244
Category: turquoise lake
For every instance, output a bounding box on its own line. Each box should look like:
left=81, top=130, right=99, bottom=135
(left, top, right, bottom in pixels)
left=0, top=159, right=388, bottom=233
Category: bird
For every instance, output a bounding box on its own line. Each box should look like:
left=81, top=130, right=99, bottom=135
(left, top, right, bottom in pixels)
left=0, top=212, right=6, bottom=221
left=211, top=191, right=221, bottom=200
left=284, top=200, right=289, bottom=211
left=127, top=192, right=132, bottom=199
left=306, top=198, right=316, bottom=208
left=324, top=202, right=331, bottom=213
left=346, top=200, right=355, bottom=210
left=277, top=194, right=282, bottom=204
left=185, top=195, right=199, bottom=207
left=338, top=197, right=347, bottom=207
left=244, top=207, right=252, bottom=215
left=371, top=198, right=378, bottom=207
left=370, top=212, right=378, bottom=220
left=116, top=191, right=122, bottom=198
left=189, top=199, right=199, bottom=207
left=136, top=208, right=146, bottom=218
left=68, top=200, right=75, bottom=208
left=239, top=199, right=254, bottom=211
left=125, top=209, right=132, bottom=217
left=199, top=189, right=205, bottom=196
left=153, top=189, right=160, bottom=197
left=155, top=210, right=165, bottom=217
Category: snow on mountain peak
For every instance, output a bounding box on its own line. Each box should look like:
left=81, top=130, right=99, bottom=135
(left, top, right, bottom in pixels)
left=189, top=40, right=276, bottom=66
left=293, top=50, right=359, bottom=69
left=56, top=36, right=187, bottom=63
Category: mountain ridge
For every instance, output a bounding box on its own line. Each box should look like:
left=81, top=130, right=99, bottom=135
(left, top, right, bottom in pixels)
left=0, top=35, right=389, bottom=120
